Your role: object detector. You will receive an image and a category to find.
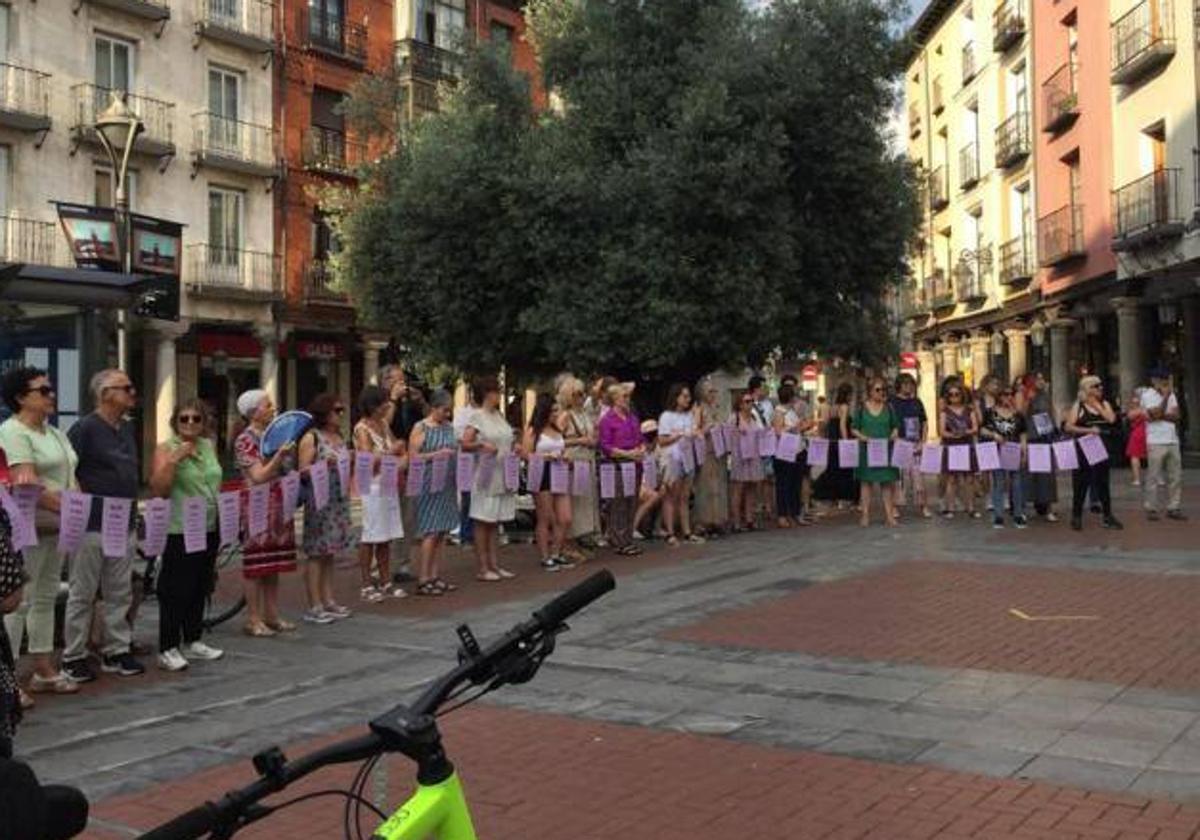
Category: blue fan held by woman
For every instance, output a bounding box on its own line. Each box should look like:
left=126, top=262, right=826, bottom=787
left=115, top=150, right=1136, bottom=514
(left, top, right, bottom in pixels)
left=260, top=411, right=314, bottom=458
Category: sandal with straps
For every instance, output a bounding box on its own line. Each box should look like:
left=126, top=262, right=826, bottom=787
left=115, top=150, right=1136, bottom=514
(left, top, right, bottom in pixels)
left=433, top=578, right=458, bottom=593
left=416, top=580, right=443, bottom=596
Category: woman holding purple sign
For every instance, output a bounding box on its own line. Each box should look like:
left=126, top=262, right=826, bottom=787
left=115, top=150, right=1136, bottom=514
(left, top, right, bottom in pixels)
left=812, top=382, right=859, bottom=510
left=729, top=392, right=765, bottom=531
left=658, top=383, right=703, bottom=546
left=692, top=380, right=729, bottom=537
left=851, top=378, right=899, bottom=527
left=1020, top=372, right=1059, bottom=522
left=149, top=400, right=225, bottom=670
left=1063, top=376, right=1123, bottom=532
left=353, top=386, right=406, bottom=603
left=980, top=387, right=1028, bottom=529
left=939, top=384, right=978, bottom=519
left=524, top=393, right=574, bottom=573
left=463, top=377, right=519, bottom=580
left=408, top=390, right=461, bottom=593
left=772, top=384, right=806, bottom=528
left=297, top=393, right=354, bottom=623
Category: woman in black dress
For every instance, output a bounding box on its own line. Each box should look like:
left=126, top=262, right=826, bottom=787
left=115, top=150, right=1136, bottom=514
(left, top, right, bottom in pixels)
left=1063, top=375, right=1123, bottom=532
left=813, top=382, right=860, bottom=508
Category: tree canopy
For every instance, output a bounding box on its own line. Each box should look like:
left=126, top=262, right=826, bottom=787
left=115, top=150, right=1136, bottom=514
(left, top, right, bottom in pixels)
left=339, top=0, right=919, bottom=382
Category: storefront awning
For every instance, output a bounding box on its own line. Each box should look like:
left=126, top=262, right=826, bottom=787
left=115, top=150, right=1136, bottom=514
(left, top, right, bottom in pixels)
left=0, top=262, right=156, bottom=308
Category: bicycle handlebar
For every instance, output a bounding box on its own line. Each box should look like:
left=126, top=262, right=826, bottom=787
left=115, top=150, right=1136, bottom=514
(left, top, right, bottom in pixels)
left=136, top=571, right=615, bottom=840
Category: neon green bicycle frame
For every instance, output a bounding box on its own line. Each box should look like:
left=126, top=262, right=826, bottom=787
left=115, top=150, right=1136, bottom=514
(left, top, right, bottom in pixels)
left=371, top=772, right=479, bottom=840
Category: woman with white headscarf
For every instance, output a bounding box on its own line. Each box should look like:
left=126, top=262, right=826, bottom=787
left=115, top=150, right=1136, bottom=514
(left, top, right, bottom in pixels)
left=233, top=389, right=297, bottom=637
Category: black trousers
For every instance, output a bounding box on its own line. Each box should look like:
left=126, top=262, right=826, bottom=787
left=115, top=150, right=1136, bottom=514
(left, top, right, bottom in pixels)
left=1071, top=460, right=1112, bottom=518
left=157, top=532, right=218, bottom=651
left=773, top=458, right=802, bottom=518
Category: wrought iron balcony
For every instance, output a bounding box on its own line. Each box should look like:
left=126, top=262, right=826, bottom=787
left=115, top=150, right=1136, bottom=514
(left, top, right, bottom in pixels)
left=304, top=261, right=351, bottom=304
left=954, top=265, right=988, bottom=304
left=908, top=103, right=921, bottom=139
left=302, top=127, right=366, bottom=177
left=305, top=6, right=367, bottom=65
left=77, top=0, right=169, bottom=23
left=1112, top=168, right=1184, bottom=251
left=71, top=85, right=176, bottom=158
left=929, top=269, right=955, bottom=310
left=195, top=0, right=275, bottom=53
left=995, top=111, right=1030, bottom=169
left=395, top=39, right=461, bottom=83
left=186, top=244, right=280, bottom=298
left=929, top=166, right=949, bottom=211
left=1042, top=63, right=1078, bottom=134
left=1111, top=0, right=1175, bottom=85
left=1038, top=204, right=1085, bottom=266
left=998, top=234, right=1034, bottom=286
left=192, top=112, right=277, bottom=177
left=993, top=0, right=1027, bottom=52
left=0, top=63, right=51, bottom=134
left=903, top=285, right=931, bottom=320
left=932, top=77, right=944, bottom=115
left=962, top=42, right=978, bottom=86
left=0, top=216, right=59, bottom=265
left=959, top=141, right=980, bottom=189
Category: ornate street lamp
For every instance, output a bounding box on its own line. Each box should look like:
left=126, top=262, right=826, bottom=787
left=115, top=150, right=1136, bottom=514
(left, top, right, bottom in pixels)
left=94, top=91, right=144, bottom=370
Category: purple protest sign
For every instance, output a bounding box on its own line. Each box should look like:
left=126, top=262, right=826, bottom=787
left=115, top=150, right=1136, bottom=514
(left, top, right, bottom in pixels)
left=247, top=484, right=270, bottom=537
left=947, top=444, right=972, bottom=472
left=919, top=443, right=943, bottom=474
left=141, top=497, right=171, bottom=558
left=806, top=438, right=829, bottom=468
left=477, top=452, right=497, bottom=492
left=550, top=461, right=570, bottom=495
left=430, top=454, right=450, bottom=493
left=183, top=496, right=208, bottom=554
left=101, top=497, right=133, bottom=559
left=975, top=441, right=1001, bottom=472
left=57, top=490, right=91, bottom=555
left=503, top=454, right=521, bottom=492
left=739, top=430, right=757, bottom=461
left=1027, top=443, right=1052, bottom=474
left=354, top=451, right=374, bottom=498
left=336, top=450, right=351, bottom=495
left=776, top=432, right=800, bottom=463
left=599, top=463, right=616, bottom=499
left=1053, top=439, right=1080, bottom=471
left=405, top=457, right=426, bottom=497
left=866, top=439, right=889, bottom=468
left=280, top=471, right=301, bottom=522
left=758, top=429, right=777, bottom=458
left=692, top=435, right=707, bottom=466
left=710, top=427, right=727, bottom=458
left=218, top=490, right=241, bottom=547
left=1000, top=442, right=1023, bottom=473
left=310, top=460, right=330, bottom=510
left=642, top=455, right=658, bottom=490
left=678, top=438, right=695, bottom=474
left=1079, top=434, right=1109, bottom=466
left=378, top=456, right=400, bottom=494
left=891, top=439, right=915, bottom=469
left=837, top=439, right=859, bottom=469
left=571, top=459, right=592, bottom=496
left=620, top=462, right=637, bottom=497
left=456, top=453, right=475, bottom=495
left=2, top=485, right=38, bottom=550
left=527, top=456, right=545, bottom=492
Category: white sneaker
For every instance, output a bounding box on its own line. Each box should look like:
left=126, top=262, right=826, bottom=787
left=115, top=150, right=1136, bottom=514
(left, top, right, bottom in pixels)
left=157, top=648, right=189, bottom=672
left=186, top=641, right=224, bottom=661
left=302, top=607, right=336, bottom=624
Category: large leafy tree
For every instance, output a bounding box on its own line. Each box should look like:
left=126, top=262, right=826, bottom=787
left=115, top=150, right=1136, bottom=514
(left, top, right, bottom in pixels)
left=340, top=0, right=918, bottom=381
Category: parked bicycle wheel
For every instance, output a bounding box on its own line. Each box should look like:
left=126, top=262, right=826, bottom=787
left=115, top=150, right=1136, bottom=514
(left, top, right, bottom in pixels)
left=202, top=542, right=246, bottom=631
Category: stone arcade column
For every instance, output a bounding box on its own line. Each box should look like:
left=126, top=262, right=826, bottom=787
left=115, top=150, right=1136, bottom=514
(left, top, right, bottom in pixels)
left=1049, top=318, right=1077, bottom=419
left=363, top=337, right=389, bottom=385
left=1112, top=296, right=1145, bottom=403
left=254, top=323, right=280, bottom=406
left=939, top=339, right=960, bottom=383
left=969, top=332, right=991, bottom=386
left=1005, top=328, right=1029, bottom=381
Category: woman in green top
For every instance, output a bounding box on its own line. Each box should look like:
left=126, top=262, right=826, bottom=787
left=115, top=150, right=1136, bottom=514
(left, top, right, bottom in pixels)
left=149, top=400, right=225, bottom=672
left=851, top=377, right=900, bottom=528
left=0, top=366, right=80, bottom=699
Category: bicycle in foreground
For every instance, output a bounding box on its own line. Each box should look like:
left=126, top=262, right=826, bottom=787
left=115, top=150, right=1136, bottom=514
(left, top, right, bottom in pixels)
left=137, top=569, right=617, bottom=840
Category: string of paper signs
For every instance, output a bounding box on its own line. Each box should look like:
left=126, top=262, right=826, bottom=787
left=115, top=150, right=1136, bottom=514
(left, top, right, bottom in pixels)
left=0, top=424, right=1108, bottom=562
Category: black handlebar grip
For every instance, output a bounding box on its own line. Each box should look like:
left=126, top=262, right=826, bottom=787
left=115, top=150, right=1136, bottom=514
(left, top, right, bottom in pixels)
left=533, top=570, right=615, bottom=630
left=136, top=802, right=220, bottom=840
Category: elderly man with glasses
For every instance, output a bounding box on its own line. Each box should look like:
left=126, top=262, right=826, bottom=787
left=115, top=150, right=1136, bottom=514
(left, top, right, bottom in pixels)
left=61, top=368, right=145, bottom=683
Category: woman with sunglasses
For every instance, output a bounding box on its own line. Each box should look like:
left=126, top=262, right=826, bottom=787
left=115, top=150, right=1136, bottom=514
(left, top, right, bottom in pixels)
left=297, top=393, right=354, bottom=623
left=729, top=392, right=765, bottom=530
left=148, top=400, right=225, bottom=670
left=1020, top=371, right=1059, bottom=521
left=0, top=367, right=80, bottom=699
left=1063, top=375, right=1123, bottom=531
left=692, top=380, right=730, bottom=537
left=939, top=384, right=979, bottom=519
left=980, top=387, right=1028, bottom=529
left=851, top=378, right=900, bottom=527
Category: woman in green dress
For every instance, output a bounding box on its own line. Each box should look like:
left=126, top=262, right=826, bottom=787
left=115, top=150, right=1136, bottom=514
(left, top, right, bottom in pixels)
left=851, top=378, right=900, bottom=527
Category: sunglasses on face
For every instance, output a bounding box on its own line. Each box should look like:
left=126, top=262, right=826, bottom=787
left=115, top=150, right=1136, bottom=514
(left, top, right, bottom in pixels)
left=177, top=414, right=203, bottom=424
left=25, top=385, right=55, bottom=397
left=948, top=391, right=963, bottom=398
left=871, top=386, right=885, bottom=393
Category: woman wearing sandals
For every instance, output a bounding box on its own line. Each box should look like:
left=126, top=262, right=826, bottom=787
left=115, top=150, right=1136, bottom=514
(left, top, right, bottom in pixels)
left=939, top=384, right=979, bottom=519
left=692, top=380, right=729, bottom=537
left=353, top=386, right=407, bottom=603
left=463, top=377, right=518, bottom=581
left=408, top=389, right=461, bottom=595
left=657, top=383, right=705, bottom=546
left=851, top=378, right=900, bottom=527
left=557, top=377, right=599, bottom=559
left=233, top=389, right=298, bottom=637
left=598, top=384, right=645, bottom=557
left=524, top=393, right=576, bottom=572
left=729, top=392, right=765, bottom=531
left=297, top=393, right=354, bottom=623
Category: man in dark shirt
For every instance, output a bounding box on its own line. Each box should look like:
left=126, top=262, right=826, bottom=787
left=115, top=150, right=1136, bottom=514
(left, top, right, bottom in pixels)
left=62, top=368, right=144, bottom=682
left=891, top=373, right=931, bottom=519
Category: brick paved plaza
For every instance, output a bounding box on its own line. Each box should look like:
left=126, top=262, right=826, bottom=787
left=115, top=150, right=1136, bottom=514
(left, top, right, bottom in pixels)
left=14, top=474, right=1200, bottom=839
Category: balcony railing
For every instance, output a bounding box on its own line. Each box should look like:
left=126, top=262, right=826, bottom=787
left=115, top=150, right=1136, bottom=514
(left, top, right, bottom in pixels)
left=0, top=63, right=51, bottom=132
left=903, top=285, right=931, bottom=320
left=1038, top=204, right=1085, bottom=266
left=395, top=39, right=461, bottom=83
left=1111, top=0, right=1175, bottom=85
left=186, top=244, right=280, bottom=296
left=955, top=263, right=988, bottom=304
left=305, top=6, right=367, bottom=65
left=962, top=42, right=978, bottom=86
left=993, top=0, right=1027, bottom=52
left=959, top=141, right=980, bottom=189
left=908, top=103, right=921, bottom=139
left=0, top=216, right=59, bottom=265
left=192, top=112, right=277, bottom=176
left=304, top=261, right=351, bottom=303
left=196, top=0, right=275, bottom=52
left=71, top=85, right=175, bottom=156
left=929, top=166, right=949, bottom=211
left=78, top=0, right=169, bottom=22
left=1112, top=168, right=1184, bottom=250
left=998, top=234, right=1034, bottom=285
left=302, top=127, right=366, bottom=176
left=1042, top=63, right=1078, bottom=134
left=995, top=111, right=1031, bottom=169
left=929, top=269, right=955, bottom=309
left=932, top=77, right=944, bottom=114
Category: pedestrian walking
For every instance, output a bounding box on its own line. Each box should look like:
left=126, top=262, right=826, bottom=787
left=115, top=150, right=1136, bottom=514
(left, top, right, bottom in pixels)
left=1063, top=375, right=1123, bottom=532
left=981, top=386, right=1028, bottom=529
left=463, top=377, right=519, bottom=579
left=297, top=393, right=354, bottom=624
left=851, top=378, right=899, bottom=527
left=148, top=399, right=225, bottom=670
left=598, top=383, right=644, bottom=555
left=1125, top=392, right=1147, bottom=488
left=1139, top=366, right=1186, bottom=521
left=353, top=386, right=406, bottom=603
left=408, top=389, right=461, bottom=593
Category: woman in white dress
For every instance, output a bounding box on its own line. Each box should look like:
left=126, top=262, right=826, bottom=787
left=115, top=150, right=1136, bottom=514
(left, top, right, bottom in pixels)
left=557, top=376, right=599, bottom=555
left=353, top=386, right=406, bottom=602
left=462, top=376, right=518, bottom=581
left=657, top=383, right=704, bottom=545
